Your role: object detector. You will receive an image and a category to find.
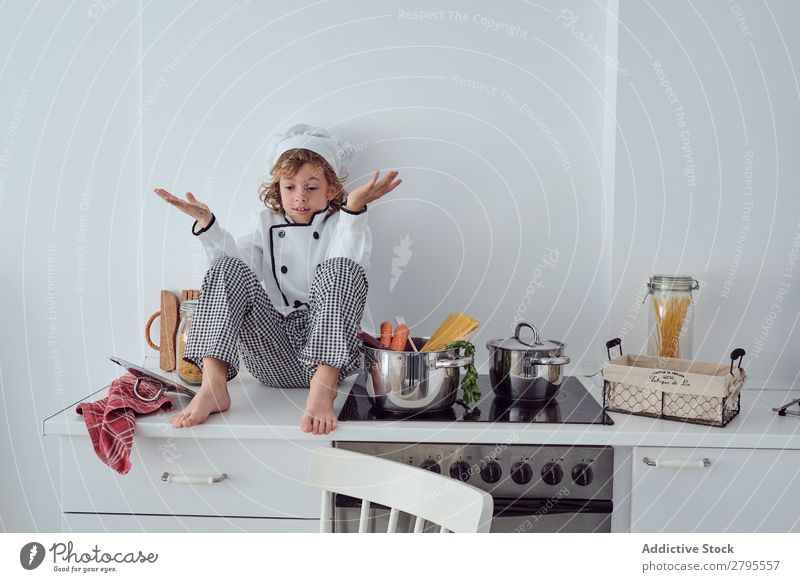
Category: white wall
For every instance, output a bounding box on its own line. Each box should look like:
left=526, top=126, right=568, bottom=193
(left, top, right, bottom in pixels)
left=612, top=0, right=800, bottom=380
left=1, top=1, right=142, bottom=532
left=141, top=0, right=612, bottom=374
left=1, top=0, right=797, bottom=532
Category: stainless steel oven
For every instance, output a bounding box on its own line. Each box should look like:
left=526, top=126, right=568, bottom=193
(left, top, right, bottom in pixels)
left=331, top=442, right=613, bottom=533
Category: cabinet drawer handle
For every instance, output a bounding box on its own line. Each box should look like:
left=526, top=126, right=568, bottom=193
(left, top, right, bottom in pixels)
left=161, top=471, right=228, bottom=484
left=643, top=457, right=711, bottom=469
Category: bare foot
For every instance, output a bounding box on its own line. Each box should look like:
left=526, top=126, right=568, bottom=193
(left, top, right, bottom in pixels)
left=171, top=356, right=230, bottom=428
left=171, top=385, right=231, bottom=428
left=300, top=394, right=337, bottom=435
left=301, top=364, right=339, bottom=435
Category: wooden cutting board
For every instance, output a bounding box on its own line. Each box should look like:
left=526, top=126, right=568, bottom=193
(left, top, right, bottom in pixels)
left=159, top=291, right=179, bottom=371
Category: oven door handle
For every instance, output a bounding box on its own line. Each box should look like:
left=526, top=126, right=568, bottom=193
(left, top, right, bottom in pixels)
left=492, top=497, right=613, bottom=518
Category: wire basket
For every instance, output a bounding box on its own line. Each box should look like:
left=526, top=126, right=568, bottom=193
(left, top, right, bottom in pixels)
left=601, top=338, right=745, bottom=427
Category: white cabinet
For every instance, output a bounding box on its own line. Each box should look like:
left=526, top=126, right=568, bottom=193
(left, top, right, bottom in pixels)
left=59, top=435, right=329, bottom=528
left=630, top=446, right=800, bottom=532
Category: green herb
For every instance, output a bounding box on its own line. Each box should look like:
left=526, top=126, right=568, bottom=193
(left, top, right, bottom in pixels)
left=445, top=340, right=480, bottom=410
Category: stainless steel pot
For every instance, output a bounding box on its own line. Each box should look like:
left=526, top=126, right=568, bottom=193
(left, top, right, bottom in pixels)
left=486, top=322, right=571, bottom=402
left=362, top=336, right=474, bottom=413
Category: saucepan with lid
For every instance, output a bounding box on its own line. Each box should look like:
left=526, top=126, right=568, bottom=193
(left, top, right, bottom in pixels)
left=486, top=322, right=571, bottom=402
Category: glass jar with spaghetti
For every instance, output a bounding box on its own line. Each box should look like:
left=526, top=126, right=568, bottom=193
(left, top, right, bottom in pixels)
left=176, top=299, right=203, bottom=385
left=645, top=275, right=699, bottom=359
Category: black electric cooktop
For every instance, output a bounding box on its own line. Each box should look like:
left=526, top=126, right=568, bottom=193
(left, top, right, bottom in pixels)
left=337, top=372, right=613, bottom=425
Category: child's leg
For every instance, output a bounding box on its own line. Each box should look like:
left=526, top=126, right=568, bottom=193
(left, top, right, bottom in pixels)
left=301, top=364, right=340, bottom=435
left=176, top=255, right=296, bottom=427
left=171, top=356, right=229, bottom=428
left=298, top=257, right=369, bottom=435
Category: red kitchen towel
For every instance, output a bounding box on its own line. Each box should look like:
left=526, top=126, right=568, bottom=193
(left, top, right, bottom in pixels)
left=75, top=372, right=173, bottom=475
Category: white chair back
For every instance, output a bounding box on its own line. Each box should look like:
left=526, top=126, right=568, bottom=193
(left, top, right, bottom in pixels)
left=309, top=447, right=493, bottom=533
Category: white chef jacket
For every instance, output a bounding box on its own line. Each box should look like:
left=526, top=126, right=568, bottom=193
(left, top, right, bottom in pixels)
left=192, top=202, right=371, bottom=317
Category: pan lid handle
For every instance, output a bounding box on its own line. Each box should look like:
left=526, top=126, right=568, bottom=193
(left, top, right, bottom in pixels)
left=514, top=322, right=541, bottom=347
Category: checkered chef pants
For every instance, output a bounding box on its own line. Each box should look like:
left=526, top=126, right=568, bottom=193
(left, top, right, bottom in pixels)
left=182, top=255, right=368, bottom=387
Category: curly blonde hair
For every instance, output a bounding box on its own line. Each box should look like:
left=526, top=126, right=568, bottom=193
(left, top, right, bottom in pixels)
left=258, top=148, right=347, bottom=215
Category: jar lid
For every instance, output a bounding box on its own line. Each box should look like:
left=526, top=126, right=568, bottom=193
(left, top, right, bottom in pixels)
left=648, top=275, right=699, bottom=292
left=180, top=299, right=198, bottom=315
left=486, top=322, right=566, bottom=353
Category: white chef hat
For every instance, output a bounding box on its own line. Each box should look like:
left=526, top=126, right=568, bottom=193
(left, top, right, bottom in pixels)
left=265, top=123, right=356, bottom=178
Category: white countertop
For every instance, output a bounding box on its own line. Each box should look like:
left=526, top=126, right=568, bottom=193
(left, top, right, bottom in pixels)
left=43, top=357, right=800, bottom=449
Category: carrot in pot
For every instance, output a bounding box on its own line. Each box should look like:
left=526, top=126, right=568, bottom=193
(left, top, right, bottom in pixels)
left=380, top=321, right=393, bottom=348
left=390, top=324, right=410, bottom=352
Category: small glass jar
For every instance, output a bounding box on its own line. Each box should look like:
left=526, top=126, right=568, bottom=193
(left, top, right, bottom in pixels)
left=176, top=299, right=203, bottom=385
left=646, top=275, right=699, bottom=359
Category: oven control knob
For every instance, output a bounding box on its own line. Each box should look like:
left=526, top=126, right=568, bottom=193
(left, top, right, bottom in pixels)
left=480, top=461, right=502, bottom=484
left=572, top=463, right=593, bottom=486
left=511, top=462, right=533, bottom=485
left=449, top=461, right=472, bottom=481
left=420, top=459, right=441, bottom=474
left=541, top=462, right=564, bottom=486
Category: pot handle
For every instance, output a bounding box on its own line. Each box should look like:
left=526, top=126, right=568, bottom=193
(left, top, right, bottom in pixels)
left=434, top=355, right=474, bottom=369
left=514, top=322, right=541, bottom=346
left=132, top=377, right=167, bottom=402
left=525, top=356, right=571, bottom=366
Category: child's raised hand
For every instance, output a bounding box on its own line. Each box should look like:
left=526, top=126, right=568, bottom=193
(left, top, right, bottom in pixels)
left=346, top=170, right=401, bottom=211
left=154, top=188, right=214, bottom=228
